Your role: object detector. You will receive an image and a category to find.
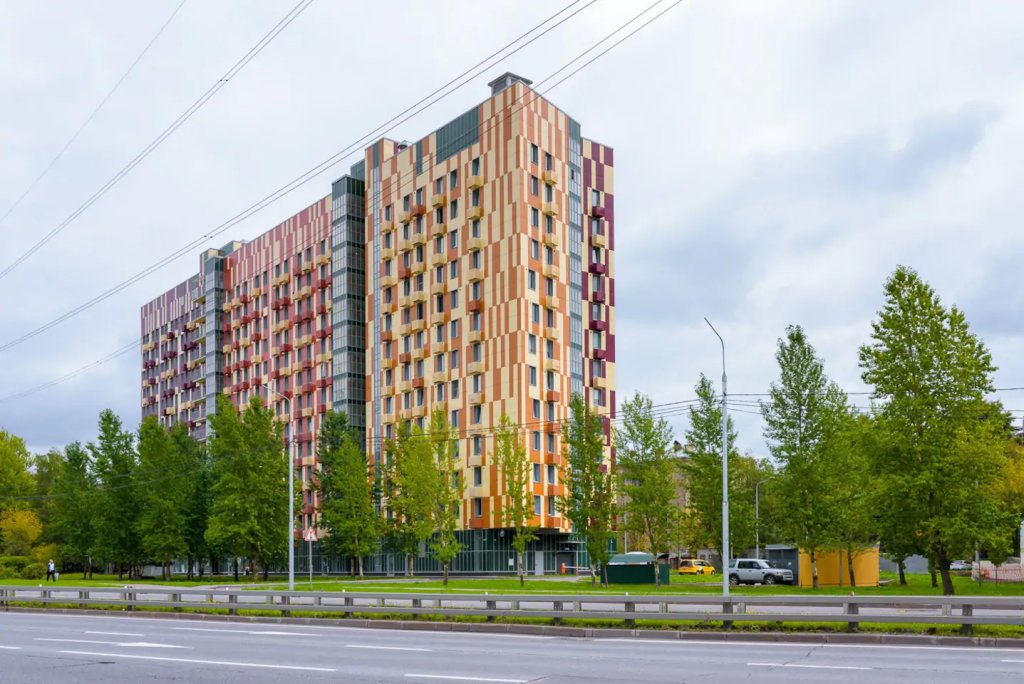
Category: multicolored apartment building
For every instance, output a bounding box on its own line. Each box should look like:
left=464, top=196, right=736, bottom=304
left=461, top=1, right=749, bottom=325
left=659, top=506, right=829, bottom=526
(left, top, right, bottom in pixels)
left=140, top=73, right=614, bottom=570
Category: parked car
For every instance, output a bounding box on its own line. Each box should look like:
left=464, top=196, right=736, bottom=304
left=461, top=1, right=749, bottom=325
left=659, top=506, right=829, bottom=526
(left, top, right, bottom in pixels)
left=678, top=559, right=716, bottom=575
left=728, top=558, right=794, bottom=586
left=949, top=560, right=971, bottom=572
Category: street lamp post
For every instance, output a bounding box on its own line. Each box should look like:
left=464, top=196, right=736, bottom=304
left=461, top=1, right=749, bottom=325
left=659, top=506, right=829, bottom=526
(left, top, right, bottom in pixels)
left=704, top=318, right=729, bottom=597
left=755, top=478, right=772, bottom=560
left=265, top=384, right=295, bottom=592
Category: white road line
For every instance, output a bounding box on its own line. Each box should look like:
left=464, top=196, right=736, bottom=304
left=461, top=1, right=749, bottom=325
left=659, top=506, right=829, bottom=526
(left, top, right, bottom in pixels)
left=404, top=676, right=527, bottom=683
left=86, top=631, right=144, bottom=637
left=346, top=644, right=432, bottom=652
left=36, top=638, right=188, bottom=649
left=748, top=662, right=872, bottom=671
left=58, top=651, right=336, bottom=672
left=1001, top=659, right=1024, bottom=663
left=171, top=627, right=314, bottom=636
left=0, top=646, right=21, bottom=650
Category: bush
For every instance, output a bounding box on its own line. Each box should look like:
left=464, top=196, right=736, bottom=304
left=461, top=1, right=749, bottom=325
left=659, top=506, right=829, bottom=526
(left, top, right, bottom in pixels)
left=0, top=555, right=31, bottom=572
left=19, top=562, right=46, bottom=580
left=0, top=565, right=15, bottom=579
left=31, top=544, right=59, bottom=565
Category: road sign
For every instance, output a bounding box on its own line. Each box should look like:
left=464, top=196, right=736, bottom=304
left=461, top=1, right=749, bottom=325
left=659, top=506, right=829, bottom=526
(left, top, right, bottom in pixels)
left=304, top=528, right=317, bottom=543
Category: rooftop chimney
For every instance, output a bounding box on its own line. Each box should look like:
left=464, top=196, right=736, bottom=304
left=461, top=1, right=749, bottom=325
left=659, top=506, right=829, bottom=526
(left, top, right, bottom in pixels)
left=487, top=72, right=533, bottom=96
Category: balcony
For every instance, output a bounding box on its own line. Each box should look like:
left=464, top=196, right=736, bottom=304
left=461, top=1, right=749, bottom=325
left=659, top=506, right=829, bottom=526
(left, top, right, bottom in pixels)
left=316, top=302, right=330, bottom=316
left=296, top=285, right=313, bottom=300
left=412, top=203, right=427, bottom=217
left=592, top=289, right=606, bottom=303
left=398, top=352, right=411, bottom=365
left=240, top=337, right=251, bottom=348
left=544, top=357, right=562, bottom=373
left=591, top=204, right=606, bottom=218
left=270, top=369, right=280, bottom=380
left=591, top=232, right=607, bottom=248
left=542, top=202, right=558, bottom=217
left=407, top=404, right=427, bottom=419
left=380, top=244, right=395, bottom=260
left=408, top=318, right=426, bottom=333
left=380, top=272, right=397, bottom=288
left=271, top=296, right=291, bottom=310
left=590, top=319, right=608, bottom=332
left=592, top=375, right=607, bottom=389
left=468, top=360, right=486, bottom=376
left=467, top=206, right=485, bottom=221
left=544, top=325, right=559, bottom=340
left=410, top=232, right=427, bottom=248
left=409, top=289, right=427, bottom=304
left=542, top=170, right=558, bottom=186
left=593, top=348, right=608, bottom=361
left=279, top=366, right=293, bottom=377
left=469, top=390, right=486, bottom=405
left=467, top=266, right=484, bottom=282
left=381, top=356, right=395, bottom=370
left=399, top=211, right=414, bottom=224
left=468, top=237, right=486, bottom=252
left=467, top=328, right=483, bottom=344
left=432, top=221, right=446, bottom=237
left=316, top=253, right=330, bottom=267
left=317, top=403, right=328, bottom=414
left=543, top=231, right=560, bottom=248
left=302, top=407, right=314, bottom=418
left=316, top=377, right=331, bottom=389
left=273, top=273, right=290, bottom=287
left=380, top=220, right=395, bottom=233
left=541, top=295, right=560, bottom=310
left=397, top=379, right=412, bottom=395
left=430, top=281, right=447, bottom=296
left=467, top=298, right=483, bottom=313
left=315, top=329, right=329, bottom=340
left=544, top=421, right=561, bottom=434
left=279, top=343, right=293, bottom=354
left=589, top=262, right=608, bottom=275
left=431, top=193, right=446, bottom=208
left=412, top=376, right=425, bottom=389
left=296, top=335, right=313, bottom=348
left=301, top=358, right=314, bottom=371
left=468, top=175, right=485, bottom=190
left=545, top=390, right=561, bottom=402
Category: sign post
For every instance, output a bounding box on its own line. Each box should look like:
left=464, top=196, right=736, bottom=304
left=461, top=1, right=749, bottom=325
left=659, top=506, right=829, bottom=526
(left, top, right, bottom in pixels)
left=304, top=528, right=317, bottom=590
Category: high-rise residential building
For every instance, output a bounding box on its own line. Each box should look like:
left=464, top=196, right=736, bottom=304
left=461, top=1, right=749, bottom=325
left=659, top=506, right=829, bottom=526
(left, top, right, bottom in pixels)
left=139, top=73, right=614, bottom=570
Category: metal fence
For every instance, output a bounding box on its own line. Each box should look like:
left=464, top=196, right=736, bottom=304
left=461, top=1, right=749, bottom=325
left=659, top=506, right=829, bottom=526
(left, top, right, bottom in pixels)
left=2, top=585, right=1021, bottom=632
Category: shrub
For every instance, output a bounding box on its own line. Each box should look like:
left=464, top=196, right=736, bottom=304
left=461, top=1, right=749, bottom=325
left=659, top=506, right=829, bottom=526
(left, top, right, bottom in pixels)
left=31, top=544, right=59, bottom=565
left=0, top=565, right=14, bottom=579
left=0, top=555, right=31, bottom=572
left=19, top=562, right=46, bottom=580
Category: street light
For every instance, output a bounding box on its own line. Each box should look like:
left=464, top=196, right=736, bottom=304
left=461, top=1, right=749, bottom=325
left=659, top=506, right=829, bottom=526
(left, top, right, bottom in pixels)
left=755, top=478, right=773, bottom=560
left=264, top=384, right=295, bottom=592
left=704, top=318, right=729, bottom=597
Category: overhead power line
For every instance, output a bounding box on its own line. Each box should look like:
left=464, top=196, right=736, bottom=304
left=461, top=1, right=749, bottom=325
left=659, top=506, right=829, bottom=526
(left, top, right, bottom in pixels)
left=0, top=0, right=189, bottom=229
left=0, top=0, right=679, bottom=356
left=0, top=0, right=316, bottom=282
left=0, top=0, right=681, bottom=401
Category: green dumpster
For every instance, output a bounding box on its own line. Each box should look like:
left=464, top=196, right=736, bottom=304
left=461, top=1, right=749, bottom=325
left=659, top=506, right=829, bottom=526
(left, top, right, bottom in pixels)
left=603, top=552, right=671, bottom=585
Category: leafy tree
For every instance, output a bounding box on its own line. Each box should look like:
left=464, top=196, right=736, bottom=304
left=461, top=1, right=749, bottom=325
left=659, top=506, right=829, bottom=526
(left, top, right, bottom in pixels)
left=760, top=326, right=841, bottom=589
left=169, top=423, right=210, bottom=580
left=495, top=414, right=538, bottom=587
left=136, top=417, right=189, bottom=580
left=49, top=442, right=97, bottom=578
left=428, top=409, right=462, bottom=585
left=384, top=421, right=438, bottom=576
left=560, top=394, right=615, bottom=586
left=0, top=509, right=42, bottom=555
left=680, top=375, right=755, bottom=561
left=89, top=410, right=141, bottom=577
left=615, top=393, right=678, bottom=589
left=318, top=411, right=379, bottom=576
left=31, top=449, right=63, bottom=537
left=824, top=412, right=877, bottom=587
left=0, top=430, right=33, bottom=513
left=206, top=395, right=287, bottom=580
left=859, top=266, right=1013, bottom=595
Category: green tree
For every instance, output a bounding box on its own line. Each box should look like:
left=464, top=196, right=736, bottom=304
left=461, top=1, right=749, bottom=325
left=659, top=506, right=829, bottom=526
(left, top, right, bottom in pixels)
left=49, top=442, right=97, bottom=578
left=428, top=409, right=462, bottom=585
left=136, top=417, right=189, bottom=579
left=859, top=266, right=1013, bottom=595
left=89, top=410, right=141, bottom=578
left=206, top=395, right=287, bottom=580
left=0, top=509, right=41, bottom=555
left=560, top=395, right=615, bottom=586
left=169, top=423, right=210, bottom=580
left=615, top=393, right=678, bottom=589
left=680, top=375, right=755, bottom=561
left=385, top=421, right=438, bottom=576
left=318, top=411, right=379, bottom=576
left=31, top=449, right=63, bottom=537
left=761, top=326, right=842, bottom=589
left=0, top=430, right=33, bottom=514
left=495, top=414, right=538, bottom=587
left=824, top=412, right=877, bottom=587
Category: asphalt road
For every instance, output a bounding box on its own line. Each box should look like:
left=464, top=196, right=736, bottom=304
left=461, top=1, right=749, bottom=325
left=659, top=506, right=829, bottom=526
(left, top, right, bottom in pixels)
left=3, top=612, right=1024, bottom=682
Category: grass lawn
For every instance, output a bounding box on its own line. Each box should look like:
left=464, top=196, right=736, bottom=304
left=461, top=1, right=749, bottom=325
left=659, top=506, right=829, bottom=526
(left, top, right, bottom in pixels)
left=256, top=571, right=1024, bottom=596
left=0, top=574, right=291, bottom=588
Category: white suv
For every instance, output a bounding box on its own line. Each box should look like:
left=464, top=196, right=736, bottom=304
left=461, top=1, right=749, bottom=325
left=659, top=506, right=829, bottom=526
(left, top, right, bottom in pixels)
left=729, top=558, right=794, bottom=586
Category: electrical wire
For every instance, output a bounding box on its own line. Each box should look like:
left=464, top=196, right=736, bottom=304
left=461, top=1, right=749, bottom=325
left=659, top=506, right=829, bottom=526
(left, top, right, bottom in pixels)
left=0, top=0, right=316, bottom=281
left=0, top=0, right=189, bottom=229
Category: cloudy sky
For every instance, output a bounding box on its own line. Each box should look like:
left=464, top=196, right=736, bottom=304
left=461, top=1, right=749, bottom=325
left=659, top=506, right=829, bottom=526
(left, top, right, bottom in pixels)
left=2, top=0, right=1023, bottom=456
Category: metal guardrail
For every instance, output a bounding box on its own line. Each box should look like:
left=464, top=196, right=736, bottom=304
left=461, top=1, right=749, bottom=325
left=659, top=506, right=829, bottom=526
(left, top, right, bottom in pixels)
left=1, top=586, right=1020, bottom=632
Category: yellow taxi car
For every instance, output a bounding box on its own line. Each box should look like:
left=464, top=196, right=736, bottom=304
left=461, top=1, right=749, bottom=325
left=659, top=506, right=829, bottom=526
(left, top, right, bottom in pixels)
left=677, top=558, right=716, bottom=575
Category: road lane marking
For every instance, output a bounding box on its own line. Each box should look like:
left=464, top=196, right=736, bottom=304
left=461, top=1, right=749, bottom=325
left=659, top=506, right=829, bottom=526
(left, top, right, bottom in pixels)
left=36, top=638, right=188, bottom=649
left=404, top=676, right=528, bottom=683
left=171, top=627, right=314, bottom=636
left=346, top=644, right=432, bottom=652
left=58, top=651, right=336, bottom=672
left=1002, top=659, right=1024, bottom=663
left=86, top=631, right=144, bottom=637
left=748, top=662, right=872, bottom=671
left=0, top=646, right=21, bottom=650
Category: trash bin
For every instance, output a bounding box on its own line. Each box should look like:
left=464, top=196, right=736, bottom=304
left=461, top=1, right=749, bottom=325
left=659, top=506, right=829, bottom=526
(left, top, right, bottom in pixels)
left=603, top=552, right=671, bottom=584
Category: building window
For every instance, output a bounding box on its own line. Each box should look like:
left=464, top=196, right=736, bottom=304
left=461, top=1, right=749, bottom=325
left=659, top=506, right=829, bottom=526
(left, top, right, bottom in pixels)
left=531, top=208, right=539, bottom=227
left=449, top=229, right=459, bottom=249
left=473, top=466, right=482, bottom=486
left=451, top=290, right=460, bottom=308
left=471, top=188, right=481, bottom=207
left=450, top=199, right=458, bottom=219
left=533, top=463, right=541, bottom=483
left=450, top=169, right=458, bottom=189
left=532, top=431, right=541, bottom=451
left=531, top=143, right=539, bottom=164
left=385, top=205, right=393, bottom=220
left=532, top=304, right=540, bottom=324
left=450, top=319, right=460, bottom=338
left=532, top=399, right=541, bottom=419
left=451, top=378, right=460, bottom=398
left=591, top=189, right=600, bottom=206
left=528, top=269, right=537, bottom=290
left=416, top=187, right=424, bottom=205
left=529, top=365, right=537, bottom=386
left=472, top=405, right=482, bottom=424
left=547, top=497, right=556, bottom=516
left=533, top=495, right=542, bottom=516
left=435, top=206, right=444, bottom=224
left=547, top=464, right=556, bottom=484
left=528, top=333, right=537, bottom=354
left=472, top=498, right=483, bottom=517
left=544, top=152, right=553, bottom=171
left=473, top=435, right=482, bottom=455
left=531, top=239, right=539, bottom=259
left=471, top=157, right=480, bottom=176
left=471, top=220, right=481, bottom=238
left=530, top=175, right=539, bottom=196
left=547, top=432, right=555, bottom=453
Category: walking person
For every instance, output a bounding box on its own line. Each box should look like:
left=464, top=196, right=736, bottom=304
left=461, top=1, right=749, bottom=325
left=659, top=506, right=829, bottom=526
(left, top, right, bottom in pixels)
left=46, top=559, right=57, bottom=583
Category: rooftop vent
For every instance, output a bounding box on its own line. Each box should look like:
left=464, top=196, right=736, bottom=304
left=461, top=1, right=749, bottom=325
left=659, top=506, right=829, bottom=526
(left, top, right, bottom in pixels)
left=488, top=72, right=533, bottom=96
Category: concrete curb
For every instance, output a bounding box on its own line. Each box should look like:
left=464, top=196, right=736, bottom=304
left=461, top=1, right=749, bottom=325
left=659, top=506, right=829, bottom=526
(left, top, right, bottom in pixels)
left=6, top=606, right=1024, bottom=648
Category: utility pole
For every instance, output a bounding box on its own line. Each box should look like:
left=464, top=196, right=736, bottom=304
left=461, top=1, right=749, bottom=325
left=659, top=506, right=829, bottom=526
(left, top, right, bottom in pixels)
left=704, top=318, right=729, bottom=597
